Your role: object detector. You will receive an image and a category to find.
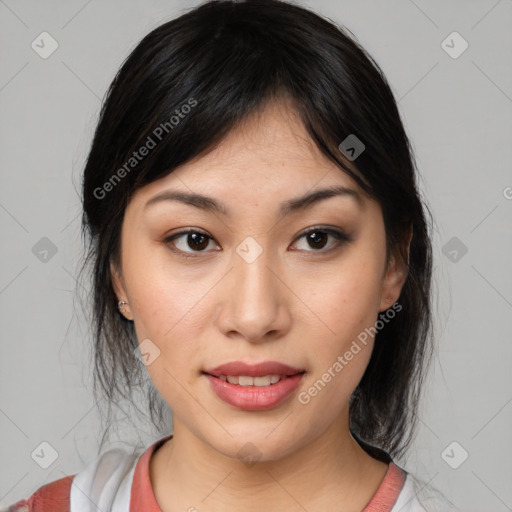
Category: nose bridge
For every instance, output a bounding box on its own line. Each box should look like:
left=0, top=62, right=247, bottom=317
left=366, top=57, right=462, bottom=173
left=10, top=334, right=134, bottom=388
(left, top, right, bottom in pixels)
left=236, top=235, right=278, bottom=308
left=222, top=235, right=285, bottom=340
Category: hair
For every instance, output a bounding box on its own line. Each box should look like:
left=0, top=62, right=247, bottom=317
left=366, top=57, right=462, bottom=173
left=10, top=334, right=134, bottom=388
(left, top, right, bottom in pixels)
left=78, top=0, right=434, bottom=461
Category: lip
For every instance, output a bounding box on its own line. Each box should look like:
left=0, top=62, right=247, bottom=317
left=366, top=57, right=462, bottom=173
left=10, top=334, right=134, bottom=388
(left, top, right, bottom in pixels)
left=203, top=361, right=304, bottom=378
left=202, top=361, right=306, bottom=411
left=204, top=373, right=305, bottom=411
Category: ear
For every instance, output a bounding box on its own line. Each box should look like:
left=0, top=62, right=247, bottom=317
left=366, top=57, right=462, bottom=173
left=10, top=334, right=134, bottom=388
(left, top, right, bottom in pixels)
left=378, top=226, right=412, bottom=312
left=110, top=260, right=126, bottom=299
left=110, top=260, right=133, bottom=320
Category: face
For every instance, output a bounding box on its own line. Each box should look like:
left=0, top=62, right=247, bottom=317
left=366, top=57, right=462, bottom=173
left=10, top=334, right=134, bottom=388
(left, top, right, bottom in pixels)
left=111, top=100, right=407, bottom=462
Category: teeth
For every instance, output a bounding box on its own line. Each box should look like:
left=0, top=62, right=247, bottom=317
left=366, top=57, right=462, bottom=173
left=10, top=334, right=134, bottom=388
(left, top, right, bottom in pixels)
left=219, top=375, right=284, bottom=386
left=239, top=376, right=254, bottom=386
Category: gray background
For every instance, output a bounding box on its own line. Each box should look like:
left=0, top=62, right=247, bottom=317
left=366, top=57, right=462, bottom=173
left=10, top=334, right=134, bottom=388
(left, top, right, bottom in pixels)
left=1, top=0, right=511, bottom=510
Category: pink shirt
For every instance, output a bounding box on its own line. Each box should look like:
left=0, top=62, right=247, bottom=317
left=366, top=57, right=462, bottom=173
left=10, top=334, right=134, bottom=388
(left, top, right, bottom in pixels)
left=5, top=434, right=410, bottom=512
left=131, top=435, right=407, bottom=511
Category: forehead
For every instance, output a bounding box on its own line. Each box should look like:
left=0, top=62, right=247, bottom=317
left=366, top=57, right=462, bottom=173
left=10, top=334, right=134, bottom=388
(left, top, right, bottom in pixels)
left=137, top=99, right=362, bottom=203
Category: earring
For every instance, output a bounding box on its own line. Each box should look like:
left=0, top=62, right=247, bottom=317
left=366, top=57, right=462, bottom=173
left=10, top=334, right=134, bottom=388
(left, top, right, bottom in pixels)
left=118, top=300, right=133, bottom=321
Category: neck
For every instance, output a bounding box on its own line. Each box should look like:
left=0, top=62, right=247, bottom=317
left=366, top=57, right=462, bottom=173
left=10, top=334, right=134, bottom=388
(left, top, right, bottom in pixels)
left=149, top=414, right=389, bottom=511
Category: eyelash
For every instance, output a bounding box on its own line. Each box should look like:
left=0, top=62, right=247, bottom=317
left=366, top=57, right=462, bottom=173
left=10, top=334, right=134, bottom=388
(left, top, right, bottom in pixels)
left=163, top=226, right=351, bottom=260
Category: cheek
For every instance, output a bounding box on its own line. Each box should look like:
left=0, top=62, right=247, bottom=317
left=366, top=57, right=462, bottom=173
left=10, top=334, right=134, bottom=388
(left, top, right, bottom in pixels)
left=298, top=252, right=383, bottom=403
left=130, top=279, right=203, bottom=414
left=130, top=280, right=209, bottom=369
left=299, top=282, right=377, bottom=417
left=123, top=238, right=209, bottom=336
left=305, top=257, right=383, bottom=342
left=120, top=249, right=206, bottom=387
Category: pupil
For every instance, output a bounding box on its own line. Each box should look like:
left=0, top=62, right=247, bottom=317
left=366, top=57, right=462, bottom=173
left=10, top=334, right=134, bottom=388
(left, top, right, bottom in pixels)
left=189, top=233, right=208, bottom=250
left=308, top=231, right=327, bottom=249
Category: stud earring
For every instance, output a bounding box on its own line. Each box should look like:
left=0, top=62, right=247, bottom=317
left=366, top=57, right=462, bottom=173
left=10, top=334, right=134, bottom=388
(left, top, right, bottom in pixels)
left=118, top=300, right=133, bottom=320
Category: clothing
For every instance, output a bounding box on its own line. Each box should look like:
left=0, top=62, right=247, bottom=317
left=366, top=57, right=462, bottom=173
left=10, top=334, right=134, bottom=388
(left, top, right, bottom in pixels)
left=2, top=434, right=459, bottom=512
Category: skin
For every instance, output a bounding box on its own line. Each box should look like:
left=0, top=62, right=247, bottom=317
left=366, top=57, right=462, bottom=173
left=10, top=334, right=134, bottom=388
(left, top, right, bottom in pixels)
left=111, top=99, right=410, bottom=512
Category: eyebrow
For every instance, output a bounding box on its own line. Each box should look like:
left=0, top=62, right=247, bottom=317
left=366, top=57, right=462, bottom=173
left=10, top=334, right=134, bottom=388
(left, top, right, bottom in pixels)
left=144, top=185, right=364, bottom=218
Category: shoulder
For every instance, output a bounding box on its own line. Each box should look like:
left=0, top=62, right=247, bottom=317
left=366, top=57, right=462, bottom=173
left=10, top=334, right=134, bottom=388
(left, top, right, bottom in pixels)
left=1, top=445, right=144, bottom=512
left=391, top=470, right=460, bottom=512
left=1, top=475, right=74, bottom=512
left=70, top=445, right=142, bottom=511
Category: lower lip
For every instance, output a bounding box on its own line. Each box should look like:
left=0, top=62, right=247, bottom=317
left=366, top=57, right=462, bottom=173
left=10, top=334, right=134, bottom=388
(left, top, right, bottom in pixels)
left=204, top=373, right=304, bottom=411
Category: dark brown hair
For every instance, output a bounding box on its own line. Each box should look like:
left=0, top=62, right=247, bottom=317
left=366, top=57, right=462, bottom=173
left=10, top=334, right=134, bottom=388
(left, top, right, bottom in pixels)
left=79, top=0, right=434, bottom=461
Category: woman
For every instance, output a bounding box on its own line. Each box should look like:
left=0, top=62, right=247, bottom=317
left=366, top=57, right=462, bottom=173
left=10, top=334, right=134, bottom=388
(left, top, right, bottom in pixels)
left=5, top=0, right=459, bottom=510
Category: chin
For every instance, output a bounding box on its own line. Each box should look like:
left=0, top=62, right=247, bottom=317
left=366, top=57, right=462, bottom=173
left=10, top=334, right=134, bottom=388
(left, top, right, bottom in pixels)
left=206, top=426, right=308, bottom=465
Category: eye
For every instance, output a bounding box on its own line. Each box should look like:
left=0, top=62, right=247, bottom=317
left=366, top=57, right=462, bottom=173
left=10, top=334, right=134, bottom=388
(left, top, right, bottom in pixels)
left=164, top=226, right=350, bottom=259
left=292, top=226, right=350, bottom=253
left=164, top=229, right=219, bottom=258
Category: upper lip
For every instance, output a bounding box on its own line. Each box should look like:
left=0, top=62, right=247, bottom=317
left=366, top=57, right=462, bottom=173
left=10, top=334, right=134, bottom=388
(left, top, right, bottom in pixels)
left=203, top=361, right=305, bottom=377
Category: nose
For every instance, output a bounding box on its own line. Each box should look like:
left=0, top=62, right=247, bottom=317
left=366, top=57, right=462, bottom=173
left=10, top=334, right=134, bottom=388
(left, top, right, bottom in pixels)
left=215, top=243, right=292, bottom=343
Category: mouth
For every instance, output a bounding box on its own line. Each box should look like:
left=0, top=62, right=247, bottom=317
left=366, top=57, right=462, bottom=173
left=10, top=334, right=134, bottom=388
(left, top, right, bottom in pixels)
left=202, top=360, right=306, bottom=382
left=202, top=373, right=305, bottom=386
left=202, top=361, right=306, bottom=411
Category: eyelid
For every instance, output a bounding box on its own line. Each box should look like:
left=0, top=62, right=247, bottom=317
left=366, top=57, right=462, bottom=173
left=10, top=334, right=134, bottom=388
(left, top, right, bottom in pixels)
left=164, top=228, right=220, bottom=259
left=164, top=225, right=351, bottom=258
left=295, top=225, right=350, bottom=241
left=291, top=226, right=351, bottom=252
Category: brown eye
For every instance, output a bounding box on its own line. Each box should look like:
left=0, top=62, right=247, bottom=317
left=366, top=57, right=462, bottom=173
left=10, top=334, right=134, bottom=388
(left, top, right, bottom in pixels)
left=184, top=232, right=210, bottom=251
left=165, top=229, right=219, bottom=257
left=306, top=231, right=329, bottom=250
left=292, top=227, right=350, bottom=253
left=164, top=226, right=350, bottom=260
